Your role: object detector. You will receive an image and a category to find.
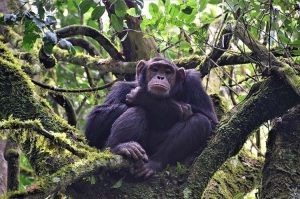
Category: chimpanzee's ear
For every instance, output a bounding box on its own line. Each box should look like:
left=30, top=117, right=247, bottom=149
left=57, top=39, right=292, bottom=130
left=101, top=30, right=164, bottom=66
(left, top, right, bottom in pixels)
left=136, top=60, right=146, bottom=77
left=177, top=67, right=186, bottom=81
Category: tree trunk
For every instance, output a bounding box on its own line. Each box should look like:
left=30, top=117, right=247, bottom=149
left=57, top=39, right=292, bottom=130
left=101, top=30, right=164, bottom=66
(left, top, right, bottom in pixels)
left=0, top=139, right=7, bottom=196
left=262, top=105, right=300, bottom=198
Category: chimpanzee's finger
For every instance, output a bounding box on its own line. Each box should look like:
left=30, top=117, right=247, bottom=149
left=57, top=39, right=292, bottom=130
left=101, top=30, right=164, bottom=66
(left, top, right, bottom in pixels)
left=130, top=142, right=146, bottom=154
left=144, top=169, right=154, bottom=179
left=119, top=148, right=131, bottom=157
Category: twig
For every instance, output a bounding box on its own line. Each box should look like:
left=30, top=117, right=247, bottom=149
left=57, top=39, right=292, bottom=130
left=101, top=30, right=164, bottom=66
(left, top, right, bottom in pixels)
left=31, top=79, right=117, bottom=93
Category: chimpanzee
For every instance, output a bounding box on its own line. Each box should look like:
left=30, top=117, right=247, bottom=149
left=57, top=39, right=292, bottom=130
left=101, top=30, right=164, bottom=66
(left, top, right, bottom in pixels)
left=85, top=57, right=218, bottom=178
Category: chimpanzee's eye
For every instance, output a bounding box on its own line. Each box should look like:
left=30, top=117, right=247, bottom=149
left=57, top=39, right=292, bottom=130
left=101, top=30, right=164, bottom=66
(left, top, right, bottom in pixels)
left=165, top=69, right=172, bottom=75
left=151, top=67, right=158, bottom=72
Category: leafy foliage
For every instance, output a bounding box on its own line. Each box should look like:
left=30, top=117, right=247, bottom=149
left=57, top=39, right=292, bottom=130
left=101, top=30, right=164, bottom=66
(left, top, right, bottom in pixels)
left=1, top=0, right=300, bottom=197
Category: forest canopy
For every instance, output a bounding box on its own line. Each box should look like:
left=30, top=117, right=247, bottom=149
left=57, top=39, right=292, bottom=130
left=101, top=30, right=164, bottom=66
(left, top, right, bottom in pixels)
left=0, top=0, right=299, bottom=198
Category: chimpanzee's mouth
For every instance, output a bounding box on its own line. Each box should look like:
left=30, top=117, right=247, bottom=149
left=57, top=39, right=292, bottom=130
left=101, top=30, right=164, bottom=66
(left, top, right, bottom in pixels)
left=151, top=84, right=168, bottom=90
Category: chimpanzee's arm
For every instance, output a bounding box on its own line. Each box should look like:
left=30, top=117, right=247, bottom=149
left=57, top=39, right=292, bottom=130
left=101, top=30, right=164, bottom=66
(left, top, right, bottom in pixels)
left=133, top=113, right=213, bottom=178
left=152, top=113, right=212, bottom=166
left=85, top=81, right=136, bottom=149
left=178, top=70, right=218, bottom=126
left=126, top=87, right=192, bottom=121
left=105, top=107, right=149, bottom=161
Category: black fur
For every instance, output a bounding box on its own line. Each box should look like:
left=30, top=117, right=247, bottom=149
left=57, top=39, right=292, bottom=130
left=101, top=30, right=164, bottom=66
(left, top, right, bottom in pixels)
left=85, top=60, right=217, bottom=171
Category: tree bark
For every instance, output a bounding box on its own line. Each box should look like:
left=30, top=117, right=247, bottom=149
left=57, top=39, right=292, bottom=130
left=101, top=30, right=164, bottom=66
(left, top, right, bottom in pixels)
left=0, top=40, right=264, bottom=198
left=0, top=138, right=7, bottom=196
left=185, top=78, right=300, bottom=198
left=262, top=105, right=300, bottom=198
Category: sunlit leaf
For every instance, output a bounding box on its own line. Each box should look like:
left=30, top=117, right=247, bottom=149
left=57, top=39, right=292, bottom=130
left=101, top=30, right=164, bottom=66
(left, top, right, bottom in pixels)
left=127, top=8, right=138, bottom=17
left=149, top=3, right=159, bottom=17
left=199, top=0, right=208, bottom=12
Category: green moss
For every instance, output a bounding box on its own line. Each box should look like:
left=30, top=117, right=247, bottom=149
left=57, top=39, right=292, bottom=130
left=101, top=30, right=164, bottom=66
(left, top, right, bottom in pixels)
left=174, top=55, right=204, bottom=69
left=0, top=42, right=89, bottom=175
left=278, top=63, right=300, bottom=94
left=0, top=26, right=23, bottom=48
left=0, top=42, right=20, bottom=65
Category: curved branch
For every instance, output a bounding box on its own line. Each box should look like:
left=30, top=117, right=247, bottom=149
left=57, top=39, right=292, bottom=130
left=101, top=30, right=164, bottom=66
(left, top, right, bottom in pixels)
left=0, top=119, right=84, bottom=157
left=67, top=38, right=100, bottom=56
left=56, top=25, right=124, bottom=60
left=31, top=79, right=117, bottom=93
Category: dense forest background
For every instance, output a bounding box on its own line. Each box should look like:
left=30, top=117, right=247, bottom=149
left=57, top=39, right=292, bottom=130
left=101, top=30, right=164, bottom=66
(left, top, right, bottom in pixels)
left=0, top=0, right=299, bottom=198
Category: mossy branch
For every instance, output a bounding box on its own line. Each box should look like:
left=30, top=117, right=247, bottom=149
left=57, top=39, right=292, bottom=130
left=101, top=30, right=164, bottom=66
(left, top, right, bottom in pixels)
left=0, top=39, right=264, bottom=198
left=262, top=105, right=300, bottom=198
left=0, top=118, right=85, bottom=157
left=6, top=150, right=127, bottom=199
left=184, top=77, right=300, bottom=198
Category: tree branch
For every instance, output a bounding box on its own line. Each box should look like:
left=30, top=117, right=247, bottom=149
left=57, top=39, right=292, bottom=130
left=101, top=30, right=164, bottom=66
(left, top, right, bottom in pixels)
left=234, top=22, right=300, bottom=96
left=185, top=77, right=300, bottom=198
left=31, top=79, right=116, bottom=93
left=262, top=105, right=300, bottom=198
left=200, top=22, right=233, bottom=77
left=67, top=38, right=100, bottom=56
left=55, top=25, right=124, bottom=60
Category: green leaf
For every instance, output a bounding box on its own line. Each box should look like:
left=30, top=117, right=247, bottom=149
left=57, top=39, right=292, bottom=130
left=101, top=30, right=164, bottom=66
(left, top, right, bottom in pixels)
left=23, top=19, right=41, bottom=51
left=91, top=5, right=105, bottom=20
left=115, top=0, right=128, bottom=17
left=69, top=46, right=77, bottom=55
left=112, top=178, right=123, bottom=188
left=149, top=3, right=159, bottom=17
left=111, top=14, right=123, bottom=32
left=199, top=0, right=208, bottom=12
left=127, top=8, right=138, bottom=17
left=79, top=0, right=95, bottom=14
left=23, top=32, right=40, bottom=51
left=237, top=95, right=246, bottom=102
left=209, top=0, right=221, bottom=4
left=277, top=32, right=290, bottom=44
left=169, top=4, right=180, bottom=17
left=37, top=4, right=45, bottom=19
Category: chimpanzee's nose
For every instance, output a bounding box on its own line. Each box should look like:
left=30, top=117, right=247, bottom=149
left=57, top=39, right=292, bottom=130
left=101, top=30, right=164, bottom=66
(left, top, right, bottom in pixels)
left=157, top=76, right=164, bottom=80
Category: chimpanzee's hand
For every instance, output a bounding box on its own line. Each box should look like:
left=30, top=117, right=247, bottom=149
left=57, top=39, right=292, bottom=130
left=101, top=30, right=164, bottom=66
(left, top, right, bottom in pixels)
left=126, top=86, right=142, bottom=105
left=180, top=103, right=193, bottom=120
left=130, top=160, right=162, bottom=179
left=111, top=141, right=148, bottom=162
